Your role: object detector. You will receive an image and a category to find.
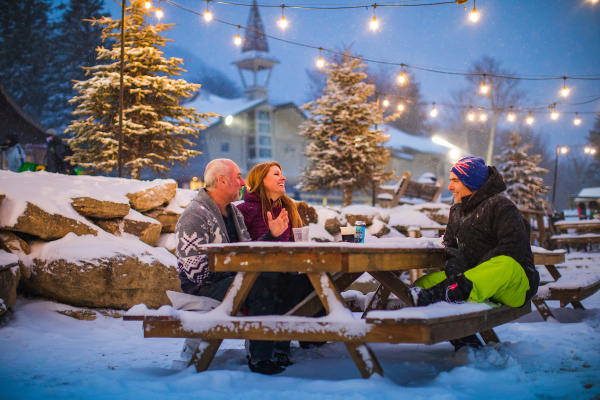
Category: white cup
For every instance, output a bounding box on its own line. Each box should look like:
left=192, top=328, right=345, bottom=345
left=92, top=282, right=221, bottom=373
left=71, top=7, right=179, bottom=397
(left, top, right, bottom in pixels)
left=293, top=226, right=310, bottom=242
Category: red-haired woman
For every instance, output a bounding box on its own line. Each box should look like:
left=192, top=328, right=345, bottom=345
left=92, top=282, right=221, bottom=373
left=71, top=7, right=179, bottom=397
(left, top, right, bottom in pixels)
left=236, top=161, right=314, bottom=373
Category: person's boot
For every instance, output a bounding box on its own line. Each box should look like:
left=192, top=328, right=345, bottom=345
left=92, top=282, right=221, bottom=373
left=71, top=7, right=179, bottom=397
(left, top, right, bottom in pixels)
left=248, top=358, right=286, bottom=375
left=410, top=275, right=473, bottom=306
left=450, top=334, right=483, bottom=351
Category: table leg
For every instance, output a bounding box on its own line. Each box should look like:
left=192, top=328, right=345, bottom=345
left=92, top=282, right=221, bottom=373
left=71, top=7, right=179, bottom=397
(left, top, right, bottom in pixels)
left=306, top=272, right=383, bottom=378
left=369, top=271, right=414, bottom=307
left=361, top=284, right=391, bottom=319
left=188, top=271, right=260, bottom=372
left=532, top=296, right=555, bottom=321
left=544, top=264, right=562, bottom=281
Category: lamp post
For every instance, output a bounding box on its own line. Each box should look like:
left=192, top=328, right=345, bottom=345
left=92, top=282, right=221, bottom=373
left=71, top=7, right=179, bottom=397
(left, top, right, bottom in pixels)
left=551, top=144, right=597, bottom=207
left=117, top=0, right=126, bottom=177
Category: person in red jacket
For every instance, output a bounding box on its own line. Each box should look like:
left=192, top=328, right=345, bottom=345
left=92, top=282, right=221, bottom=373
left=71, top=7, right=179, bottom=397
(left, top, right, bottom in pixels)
left=236, top=161, right=318, bottom=368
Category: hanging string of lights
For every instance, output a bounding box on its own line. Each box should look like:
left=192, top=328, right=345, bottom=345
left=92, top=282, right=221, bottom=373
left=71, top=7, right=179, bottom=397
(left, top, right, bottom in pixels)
left=143, top=0, right=600, bottom=127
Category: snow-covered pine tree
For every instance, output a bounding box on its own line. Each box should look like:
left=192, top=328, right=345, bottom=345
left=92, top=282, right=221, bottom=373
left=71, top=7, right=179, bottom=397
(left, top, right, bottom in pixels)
left=494, top=130, right=549, bottom=210
left=300, top=51, right=395, bottom=206
left=66, top=0, right=214, bottom=179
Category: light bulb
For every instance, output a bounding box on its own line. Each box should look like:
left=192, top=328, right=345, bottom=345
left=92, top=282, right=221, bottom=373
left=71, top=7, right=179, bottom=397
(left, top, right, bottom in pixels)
left=466, top=112, right=475, bottom=121
left=382, top=99, right=390, bottom=108
left=233, top=33, right=242, bottom=46
left=560, top=146, right=568, bottom=154
left=469, top=7, right=480, bottom=23
left=397, top=103, right=405, bottom=112
left=573, top=117, right=582, bottom=126
left=430, top=106, right=439, bottom=118
left=369, top=16, right=379, bottom=31
left=479, top=113, right=488, bottom=122
left=155, top=8, right=163, bottom=19
left=316, top=56, right=325, bottom=69
left=591, top=148, right=598, bottom=155
left=551, top=110, right=560, bottom=120
left=277, top=16, right=289, bottom=29
left=526, top=115, right=534, bottom=125
left=396, top=72, right=407, bottom=85
left=585, top=146, right=592, bottom=154
left=203, top=9, right=213, bottom=22
left=479, top=82, right=489, bottom=95
left=560, top=85, right=570, bottom=97
left=144, top=1, right=152, bottom=9
left=507, top=112, right=516, bottom=122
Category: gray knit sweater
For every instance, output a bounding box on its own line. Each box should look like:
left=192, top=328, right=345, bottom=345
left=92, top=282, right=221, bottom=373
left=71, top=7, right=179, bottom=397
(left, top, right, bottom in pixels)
left=175, top=188, right=250, bottom=285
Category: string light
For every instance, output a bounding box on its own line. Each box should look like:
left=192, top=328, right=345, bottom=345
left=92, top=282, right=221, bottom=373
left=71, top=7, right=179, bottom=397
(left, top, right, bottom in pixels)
left=469, top=0, right=480, bottom=23
left=550, top=105, right=560, bottom=120
left=369, top=5, right=379, bottom=31
left=560, top=77, right=570, bottom=97
left=277, top=5, right=289, bottom=29
left=479, top=112, right=488, bottom=122
left=507, top=107, right=516, bottom=122
left=479, top=74, right=489, bottom=95
left=573, top=113, right=582, bottom=126
left=396, top=69, right=407, bottom=85
left=316, top=48, right=325, bottom=69
left=144, top=1, right=152, bottom=9
left=203, top=0, right=213, bottom=22
left=429, top=103, right=439, bottom=118
left=585, top=146, right=597, bottom=155
left=155, top=8, right=163, bottom=19
left=396, top=103, right=405, bottom=112
left=233, top=33, right=242, bottom=46
left=526, top=112, right=535, bottom=125
left=560, top=146, right=569, bottom=154
left=466, top=107, right=475, bottom=122
left=588, top=0, right=599, bottom=4
left=382, top=98, right=390, bottom=108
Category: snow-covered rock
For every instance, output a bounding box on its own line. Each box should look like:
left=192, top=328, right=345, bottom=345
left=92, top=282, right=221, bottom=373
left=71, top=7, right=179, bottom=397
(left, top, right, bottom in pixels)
left=70, top=196, right=130, bottom=219
left=0, top=250, right=20, bottom=315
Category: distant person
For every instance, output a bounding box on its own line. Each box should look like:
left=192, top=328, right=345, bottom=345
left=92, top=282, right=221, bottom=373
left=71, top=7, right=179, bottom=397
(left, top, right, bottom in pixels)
left=577, top=202, right=587, bottom=220
left=1, top=133, right=26, bottom=172
left=410, top=157, right=540, bottom=349
left=174, top=158, right=296, bottom=375
left=45, top=131, right=73, bottom=174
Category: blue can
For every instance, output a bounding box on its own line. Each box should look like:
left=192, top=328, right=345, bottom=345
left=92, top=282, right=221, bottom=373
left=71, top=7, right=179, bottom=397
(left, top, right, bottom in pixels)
left=354, top=221, right=366, bottom=243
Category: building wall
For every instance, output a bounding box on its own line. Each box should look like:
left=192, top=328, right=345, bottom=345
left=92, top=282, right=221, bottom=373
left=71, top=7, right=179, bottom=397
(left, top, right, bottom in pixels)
left=271, top=106, right=305, bottom=186
left=388, top=151, right=449, bottom=183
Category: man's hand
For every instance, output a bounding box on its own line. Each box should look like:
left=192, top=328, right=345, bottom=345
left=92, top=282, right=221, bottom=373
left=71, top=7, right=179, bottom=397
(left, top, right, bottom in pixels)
left=267, top=209, right=289, bottom=238
left=444, top=247, right=468, bottom=281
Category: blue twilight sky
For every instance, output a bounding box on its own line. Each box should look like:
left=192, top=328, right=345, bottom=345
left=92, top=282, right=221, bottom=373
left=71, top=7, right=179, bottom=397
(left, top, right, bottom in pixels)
left=101, top=0, right=600, bottom=151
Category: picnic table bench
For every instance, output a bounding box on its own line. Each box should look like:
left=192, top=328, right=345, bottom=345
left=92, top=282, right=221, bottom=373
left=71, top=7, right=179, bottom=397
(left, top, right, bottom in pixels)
left=531, top=247, right=600, bottom=320
left=551, top=219, right=600, bottom=252
left=127, top=241, right=531, bottom=378
left=377, top=171, right=444, bottom=207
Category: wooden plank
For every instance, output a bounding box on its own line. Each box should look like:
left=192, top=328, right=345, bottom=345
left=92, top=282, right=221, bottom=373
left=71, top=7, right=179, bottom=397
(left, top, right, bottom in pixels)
left=369, top=271, right=414, bottom=307
left=347, top=252, right=444, bottom=273
left=532, top=252, right=565, bottom=266
left=188, top=340, right=222, bottom=372
left=306, top=272, right=347, bottom=314
left=345, top=343, right=383, bottom=378
left=548, top=278, right=600, bottom=303
left=532, top=296, right=555, bottom=321
left=212, top=251, right=343, bottom=273
left=544, top=264, right=562, bottom=281
left=479, top=329, right=499, bottom=344
left=361, top=284, right=390, bottom=319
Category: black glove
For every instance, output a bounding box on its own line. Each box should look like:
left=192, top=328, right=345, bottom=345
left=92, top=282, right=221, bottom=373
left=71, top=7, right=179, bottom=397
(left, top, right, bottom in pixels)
left=444, top=248, right=467, bottom=281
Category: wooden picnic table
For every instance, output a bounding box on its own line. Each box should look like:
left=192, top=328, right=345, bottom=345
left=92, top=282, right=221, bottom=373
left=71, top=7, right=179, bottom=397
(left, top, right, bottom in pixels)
left=554, top=219, right=600, bottom=234
left=139, top=240, right=530, bottom=378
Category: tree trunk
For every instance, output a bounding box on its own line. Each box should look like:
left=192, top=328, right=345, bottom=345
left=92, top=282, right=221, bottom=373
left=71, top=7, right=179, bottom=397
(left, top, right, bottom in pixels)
left=343, top=187, right=353, bottom=207
left=486, top=112, right=500, bottom=164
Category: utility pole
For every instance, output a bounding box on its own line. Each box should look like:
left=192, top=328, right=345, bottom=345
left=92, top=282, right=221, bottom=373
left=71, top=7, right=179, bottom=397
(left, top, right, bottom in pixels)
left=117, top=0, right=126, bottom=177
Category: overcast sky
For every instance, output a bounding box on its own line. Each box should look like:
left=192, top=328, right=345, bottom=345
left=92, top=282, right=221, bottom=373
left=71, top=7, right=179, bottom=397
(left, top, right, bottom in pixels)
left=102, top=0, right=600, bottom=151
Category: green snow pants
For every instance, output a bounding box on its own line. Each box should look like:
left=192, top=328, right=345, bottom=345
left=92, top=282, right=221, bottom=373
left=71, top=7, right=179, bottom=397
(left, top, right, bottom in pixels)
left=413, top=255, right=530, bottom=307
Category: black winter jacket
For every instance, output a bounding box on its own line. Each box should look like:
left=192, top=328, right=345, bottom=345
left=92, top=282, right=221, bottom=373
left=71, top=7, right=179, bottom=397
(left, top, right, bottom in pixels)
left=443, top=166, right=539, bottom=303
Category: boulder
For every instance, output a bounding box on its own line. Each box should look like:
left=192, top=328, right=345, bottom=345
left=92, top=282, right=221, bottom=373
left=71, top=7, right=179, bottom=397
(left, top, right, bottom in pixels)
left=0, top=251, right=20, bottom=316
left=157, top=233, right=177, bottom=254
left=126, top=182, right=177, bottom=212
left=1, top=201, right=97, bottom=240
left=345, top=213, right=375, bottom=226
left=0, top=231, right=31, bottom=279
left=71, top=197, right=130, bottom=219
left=21, top=254, right=181, bottom=310
left=94, top=211, right=162, bottom=247
left=296, top=201, right=318, bottom=225
left=324, top=217, right=342, bottom=236
left=368, top=219, right=390, bottom=238
left=144, top=207, right=180, bottom=233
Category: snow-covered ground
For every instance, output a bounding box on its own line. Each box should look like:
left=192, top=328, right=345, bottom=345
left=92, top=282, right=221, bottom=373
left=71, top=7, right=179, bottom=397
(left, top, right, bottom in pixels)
left=1, top=252, right=599, bottom=400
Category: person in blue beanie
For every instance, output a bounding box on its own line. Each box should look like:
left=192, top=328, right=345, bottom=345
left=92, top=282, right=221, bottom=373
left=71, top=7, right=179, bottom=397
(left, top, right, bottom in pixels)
left=410, top=156, right=540, bottom=349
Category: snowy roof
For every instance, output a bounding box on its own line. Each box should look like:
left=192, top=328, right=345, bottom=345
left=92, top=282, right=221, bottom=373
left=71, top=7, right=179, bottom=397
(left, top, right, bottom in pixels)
left=576, top=187, right=600, bottom=199
left=186, top=94, right=267, bottom=126
left=384, top=126, right=448, bottom=156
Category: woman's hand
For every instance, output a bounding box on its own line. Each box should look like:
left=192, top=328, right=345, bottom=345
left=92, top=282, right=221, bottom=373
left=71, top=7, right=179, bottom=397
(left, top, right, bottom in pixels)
left=267, top=209, right=289, bottom=238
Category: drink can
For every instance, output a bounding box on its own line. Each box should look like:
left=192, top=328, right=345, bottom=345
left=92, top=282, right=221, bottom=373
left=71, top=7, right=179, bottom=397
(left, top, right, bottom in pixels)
left=354, top=221, right=366, bottom=243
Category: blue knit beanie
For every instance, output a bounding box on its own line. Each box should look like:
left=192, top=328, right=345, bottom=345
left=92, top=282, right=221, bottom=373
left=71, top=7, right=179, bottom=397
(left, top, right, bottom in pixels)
left=450, top=156, right=488, bottom=190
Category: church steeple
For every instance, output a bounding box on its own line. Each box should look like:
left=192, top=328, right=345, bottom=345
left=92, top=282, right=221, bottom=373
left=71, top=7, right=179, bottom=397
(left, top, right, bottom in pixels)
left=233, top=0, right=279, bottom=100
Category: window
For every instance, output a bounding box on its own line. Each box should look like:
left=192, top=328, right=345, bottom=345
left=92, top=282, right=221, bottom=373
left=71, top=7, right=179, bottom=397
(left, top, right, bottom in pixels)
left=249, top=109, right=272, bottom=160
left=220, top=142, right=230, bottom=153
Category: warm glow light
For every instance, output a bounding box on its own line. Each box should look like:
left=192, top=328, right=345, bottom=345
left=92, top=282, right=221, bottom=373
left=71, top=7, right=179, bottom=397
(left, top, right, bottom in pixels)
left=469, top=7, right=480, bottom=23
left=431, top=135, right=455, bottom=148
left=144, top=1, right=152, bottom=9
left=224, top=115, right=233, bottom=126
left=277, top=16, right=289, bottom=29
left=507, top=112, right=516, bottom=122
left=382, top=99, right=390, bottom=108
left=466, top=112, right=475, bottom=121
left=449, top=148, right=461, bottom=161
left=479, top=113, right=488, bottom=122
left=591, top=148, right=598, bottom=155
left=369, top=15, right=379, bottom=31
left=479, top=82, right=489, bottom=95
left=430, top=106, right=439, bottom=118
left=155, top=8, right=163, bottom=19
left=560, top=85, right=570, bottom=97
left=551, top=110, right=560, bottom=120
left=316, top=56, right=325, bottom=69
left=397, top=103, right=405, bottom=112
left=573, top=116, right=582, bottom=126
left=588, top=0, right=599, bottom=5
left=526, top=114, right=535, bottom=125
left=560, top=146, right=569, bottom=154
left=203, top=9, right=213, bottom=22
left=233, top=33, right=242, bottom=46
left=396, top=72, right=407, bottom=85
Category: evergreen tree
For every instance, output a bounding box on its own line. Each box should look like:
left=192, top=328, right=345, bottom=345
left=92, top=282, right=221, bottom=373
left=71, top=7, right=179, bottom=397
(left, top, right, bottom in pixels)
left=66, top=0, right=214, bottom=179
left=494, top=130, right=549, bottom=210
left=585, top=114, right=600, bottom=186
left=0, top=0, right=54, bottom=123
left=46, top=0, right=106, bottom=130
left=300, top=51, right=394, bottom=206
